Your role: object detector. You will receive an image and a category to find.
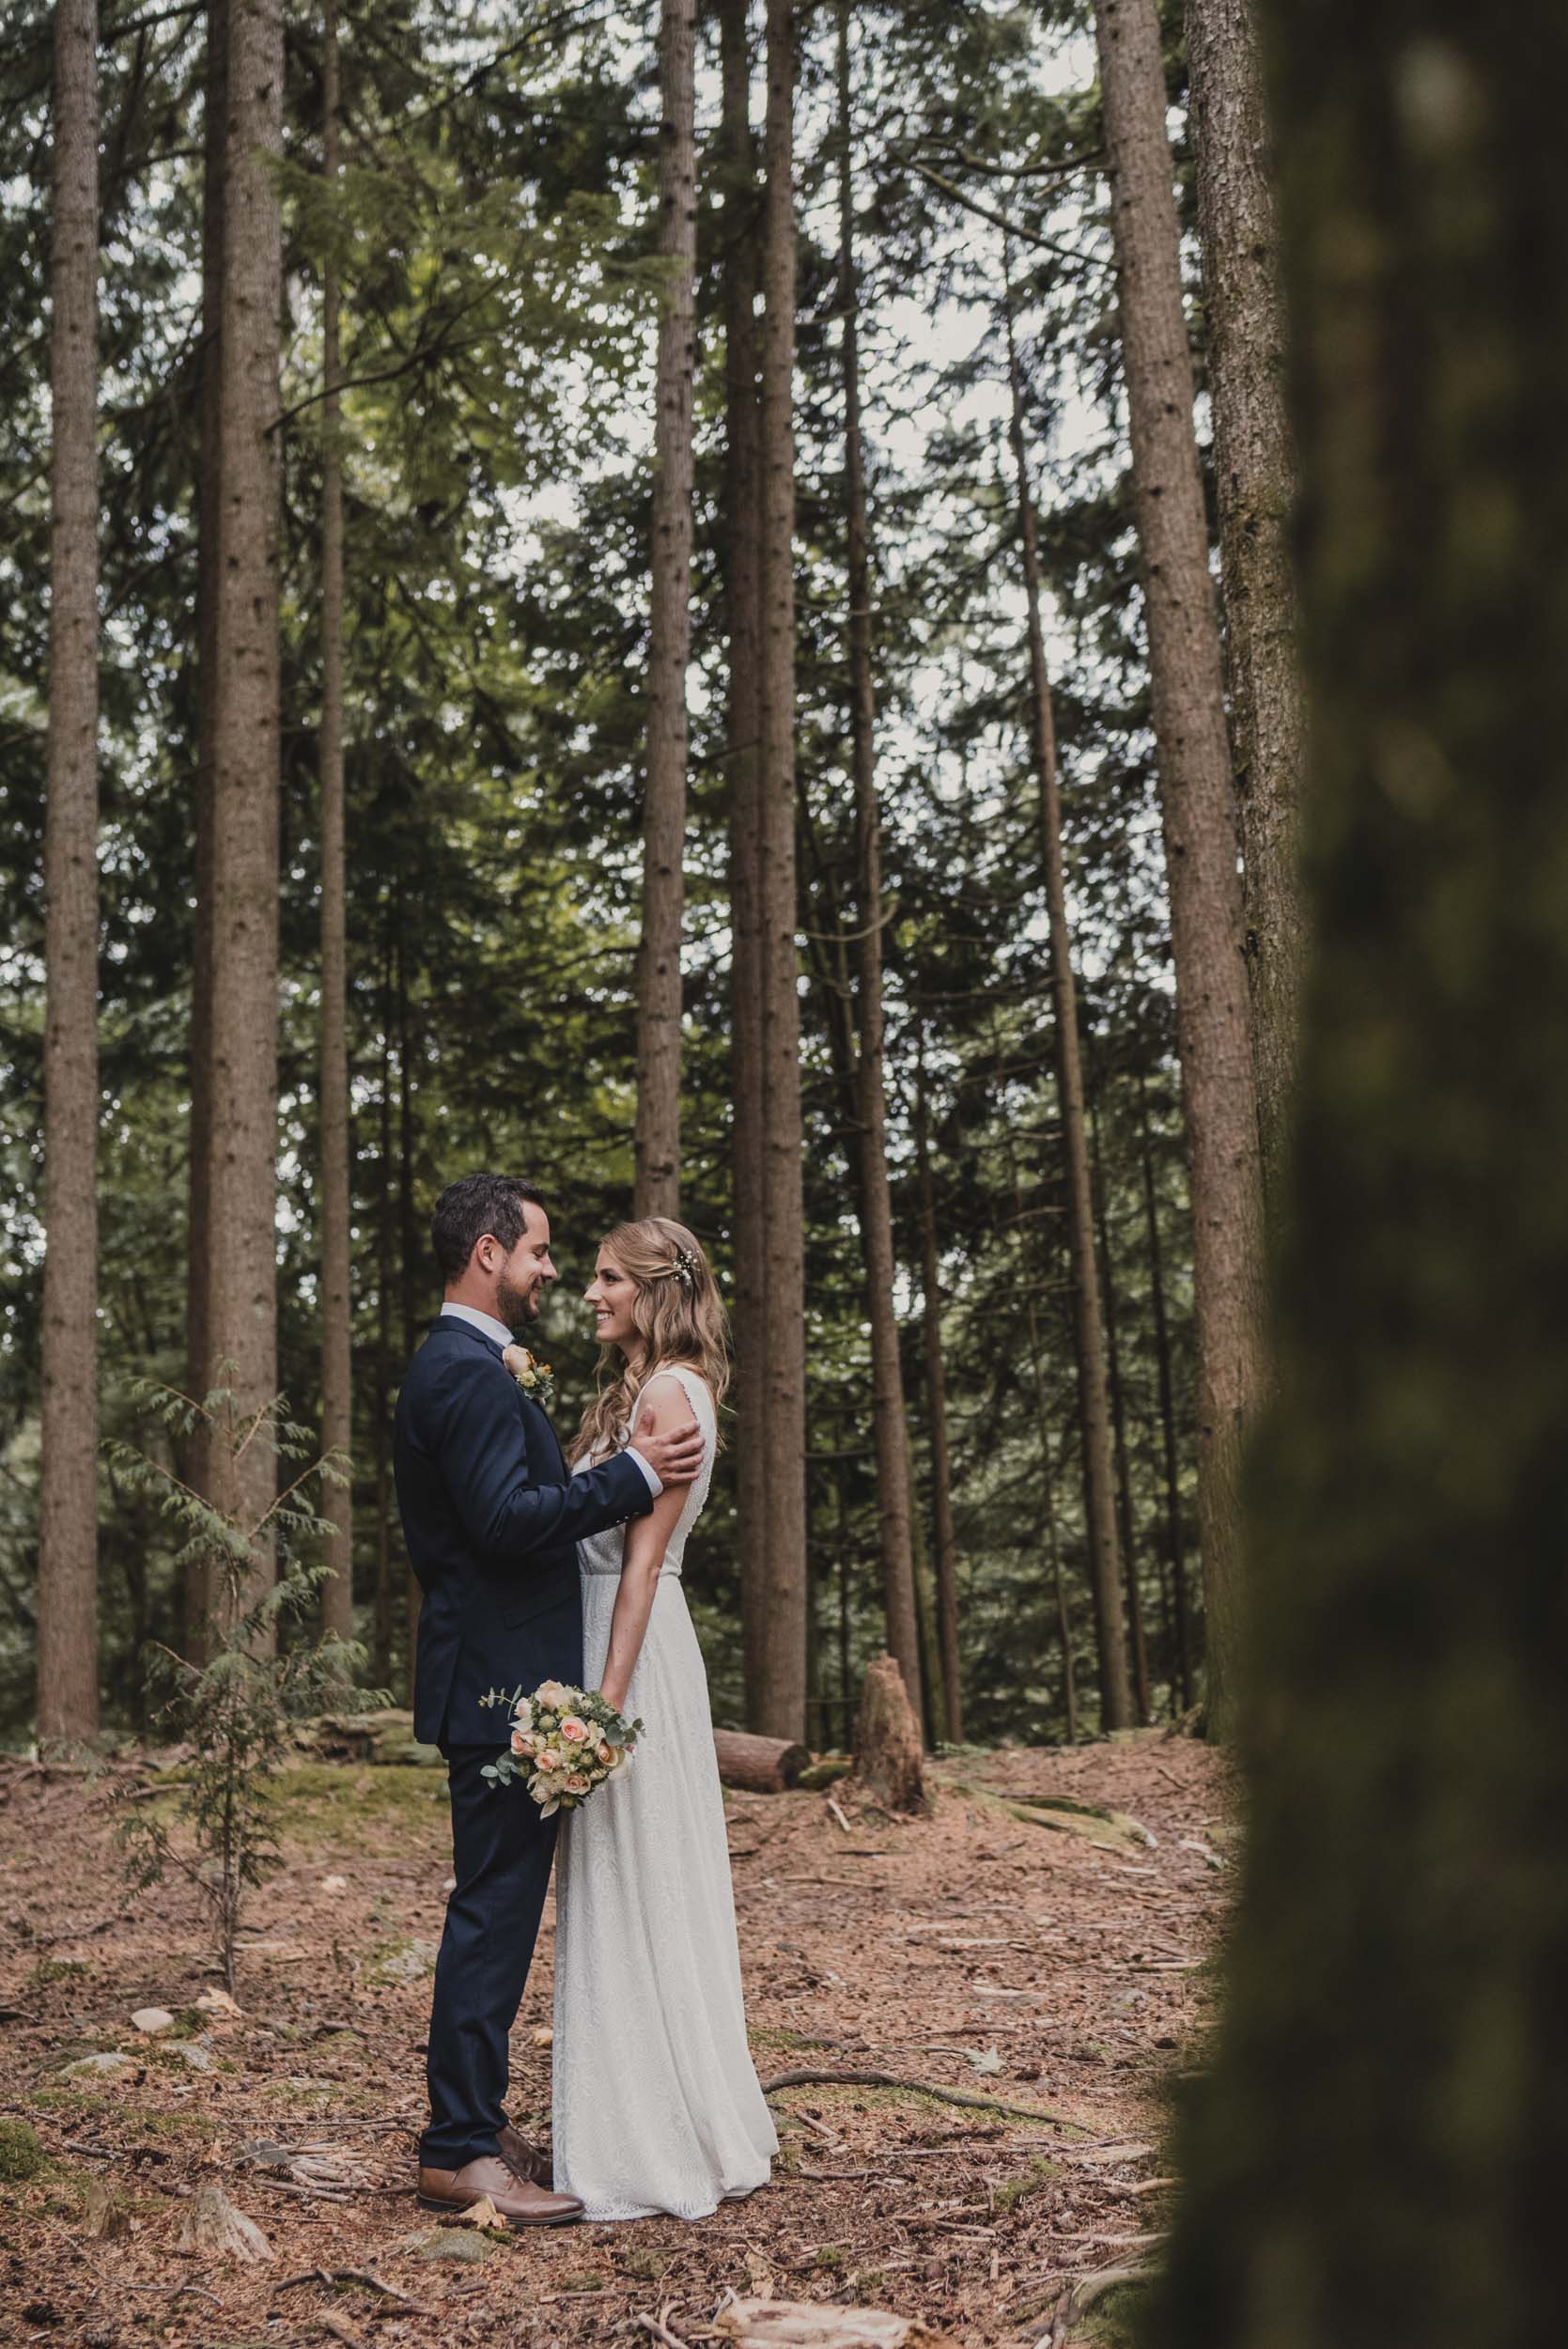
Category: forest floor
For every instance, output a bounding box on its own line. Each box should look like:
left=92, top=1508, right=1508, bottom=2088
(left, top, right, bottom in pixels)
left=0, top=1731, right=1231, bottom=2349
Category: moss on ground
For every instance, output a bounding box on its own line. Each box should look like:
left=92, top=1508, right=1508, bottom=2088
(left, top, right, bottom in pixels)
left=22, top=1958, right=90, bottom=1992
left=269, top=1763, right=446, bottom=1843
left=994, top=2154, right=1063, bottom=2211
left=0, top=2120, right=45, bottom=2182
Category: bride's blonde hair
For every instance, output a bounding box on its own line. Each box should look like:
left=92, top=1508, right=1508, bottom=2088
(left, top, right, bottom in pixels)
left=568, top=1217, right=730, bottom=1466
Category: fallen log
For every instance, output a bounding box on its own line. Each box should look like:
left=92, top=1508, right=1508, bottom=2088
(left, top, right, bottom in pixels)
left=713, top=1729, right=810, bottom=1793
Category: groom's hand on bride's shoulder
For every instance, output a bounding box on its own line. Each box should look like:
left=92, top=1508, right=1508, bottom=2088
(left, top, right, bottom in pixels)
left=631, top=1404, right=706, bottom=1486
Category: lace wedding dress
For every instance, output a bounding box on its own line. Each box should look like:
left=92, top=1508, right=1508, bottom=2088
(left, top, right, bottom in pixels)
left=551, top=1364, right=778, bottom=2220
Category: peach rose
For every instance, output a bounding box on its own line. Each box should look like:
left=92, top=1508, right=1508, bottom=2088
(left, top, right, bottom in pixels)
left=510, top=1729, right=536, bottom=1758
left=536, top=1679, right=567, bottom=1712
left=538, top=1749, right=564, bottom=1774
left=559, top=1715, right=590, bottom=1745
left=596, top=1741, right=613, bottom=1765
left=564, top=1772, right=589, bottom=1796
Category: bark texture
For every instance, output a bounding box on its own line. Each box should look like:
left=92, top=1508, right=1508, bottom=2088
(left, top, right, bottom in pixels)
left=37, top=0, right=101, bottom=1743
left=1004, top=270, right=1132, bottom=1732
left=632, top=0, right=698, bottom=1219
left=1094, top=0, right=1266, bottom=1738
left=753, top=0, right=808, bottom=1740
left=1185, top=0, right=1304, bottom=1204
left=318, top=0, right=352, bottom=1647
left=1151, top=9, right=1568, bottom=2341
left=206, top=0, right=284, bottom=1616
left=836, top=2, right=922, bottom=1735
left=719, top=0, right=768, bottom=1726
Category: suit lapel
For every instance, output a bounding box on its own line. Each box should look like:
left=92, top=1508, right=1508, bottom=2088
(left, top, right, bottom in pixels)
left=437, top=1316, right=568, bottom=1486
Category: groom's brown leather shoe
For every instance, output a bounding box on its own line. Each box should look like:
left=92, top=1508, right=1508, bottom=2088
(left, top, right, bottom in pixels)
left=497, top=2120, right=551, bottom=2187
left=416, top=2155, right=582, bottom=2227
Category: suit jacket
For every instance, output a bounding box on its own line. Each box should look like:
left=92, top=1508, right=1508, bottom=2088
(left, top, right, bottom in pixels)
left=393, top=1315, right=654, bottom=1747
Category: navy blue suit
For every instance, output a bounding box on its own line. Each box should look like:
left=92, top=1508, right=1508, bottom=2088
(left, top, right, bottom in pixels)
left=393, top=1313, right=653, bottom=2168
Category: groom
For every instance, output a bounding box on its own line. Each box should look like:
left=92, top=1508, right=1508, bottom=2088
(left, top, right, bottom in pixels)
left=395, top=1173, right=705, bottom=2227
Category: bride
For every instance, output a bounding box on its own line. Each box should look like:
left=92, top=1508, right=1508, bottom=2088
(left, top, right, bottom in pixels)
left=509, top=1215, right=777, bottom=2222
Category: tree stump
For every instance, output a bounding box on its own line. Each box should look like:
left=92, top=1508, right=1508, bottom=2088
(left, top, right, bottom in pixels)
left=713, top=1728, right=809, bottom=1793
left=178, top=2184, right=273, bottom=2263
left=850, top=1656, right=928, bottom=1814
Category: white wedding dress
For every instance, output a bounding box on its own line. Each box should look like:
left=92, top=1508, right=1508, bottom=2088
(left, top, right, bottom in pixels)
left=551, top=1365, right=778, bottom=2220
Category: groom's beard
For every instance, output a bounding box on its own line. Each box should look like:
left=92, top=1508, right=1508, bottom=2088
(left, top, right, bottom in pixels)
left=495, top=1275, right=540, bottom=1330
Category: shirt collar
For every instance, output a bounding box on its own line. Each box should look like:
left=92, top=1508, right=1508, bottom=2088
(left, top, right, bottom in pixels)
left=440, top=1300, right=515, bottom=1351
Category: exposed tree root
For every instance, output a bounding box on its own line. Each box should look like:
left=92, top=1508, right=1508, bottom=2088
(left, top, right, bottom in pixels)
left=758, top=2067, right=1094, bottom=2133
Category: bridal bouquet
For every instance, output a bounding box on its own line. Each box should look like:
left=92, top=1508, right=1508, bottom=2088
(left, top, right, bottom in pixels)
left=480, top=1679, right=642, bottom=1817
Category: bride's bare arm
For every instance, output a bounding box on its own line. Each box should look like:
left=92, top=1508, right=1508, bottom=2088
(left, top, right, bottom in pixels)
left=598, top=1373, right=708, bottom=1715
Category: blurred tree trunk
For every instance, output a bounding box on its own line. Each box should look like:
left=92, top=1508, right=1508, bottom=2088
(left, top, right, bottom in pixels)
left=835, top=0, right=921, bottom=1735
left=205, top=0, right=284, bottom=1626
left=1139, top=1068, right=1192, bottom=1707
left=914, top=1042, right=961, bottom=1745
left=1004, top=260, right=1133, bottom=1731
left=633, top=0, right=697, bottom=1218
left=718, top=0, right=768, bottom=1729
left=1153, top=9, right=1568, bottom=2341
left=1185, top=0, right=1303, bottom=1205
left=754, top=0, right=807, bottom=1740
left=182, top=0, right=227, bottom=1663
left=37, top=0, right=101, bottom=1744
left=1094, top=0, right=1265, bottom=1737
left=318, top=0, right=353, bottom=1650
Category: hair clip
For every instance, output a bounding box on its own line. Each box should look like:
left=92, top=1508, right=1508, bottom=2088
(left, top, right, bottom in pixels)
left=672, top=1245, right=699, bottom=1289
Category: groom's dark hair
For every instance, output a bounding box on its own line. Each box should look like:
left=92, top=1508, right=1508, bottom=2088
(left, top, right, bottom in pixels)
left=431, top=1174, right=546, bottom=1283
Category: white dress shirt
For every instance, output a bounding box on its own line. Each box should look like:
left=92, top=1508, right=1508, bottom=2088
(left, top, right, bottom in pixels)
left=439, top=1301, right=660, bottom=1495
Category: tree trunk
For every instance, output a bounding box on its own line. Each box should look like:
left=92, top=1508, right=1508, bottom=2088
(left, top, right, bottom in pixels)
left=37, top=0, right=101, bottom=1744
left=1184, top=0, right=1303, bottom=1206
left=754, top=0, right=808, bottom=1740
left=632, top=0, right=697, bottom=1219
left=835, top=0, right=922, bottom=1735
left=396, top=910, right=422, bottom=1699
left=1093, top=0, right=1266, bottom=1738
left=1139, top=1067, right=1192, bottom=1708
left=182, top=0, right=227, bottom=1663
left=850, top=1656, right=927, bottom=1815
left=914, top=1044, right=962, bottom=1745
left=318, top=0, right=352, bottom=1650
left=1003, top=1117, right=1081, bottom=1741
left=371, top=958, right=395, bottom=1693
left=718, top=0, right=768, bottom=1728
left=1003, top=260, right=1133, bottom=1732
left=1151, top=10, right=1568, bottom=2340
left=1090, top=1083, right=1151, bottom=1722
left=206, top=0, right=283, bottom=1621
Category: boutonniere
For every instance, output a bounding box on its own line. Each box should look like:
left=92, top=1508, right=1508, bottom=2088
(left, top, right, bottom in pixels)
left=509, top=1349, right=556, bottom=1413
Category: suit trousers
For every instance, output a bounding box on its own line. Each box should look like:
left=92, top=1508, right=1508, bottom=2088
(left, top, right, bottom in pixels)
left=422, top=1744, right=559, bottom=2170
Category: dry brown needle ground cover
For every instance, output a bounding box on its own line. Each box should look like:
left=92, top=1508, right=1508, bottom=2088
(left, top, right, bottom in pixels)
left=0, top=1734, right=1230, bottom=2349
